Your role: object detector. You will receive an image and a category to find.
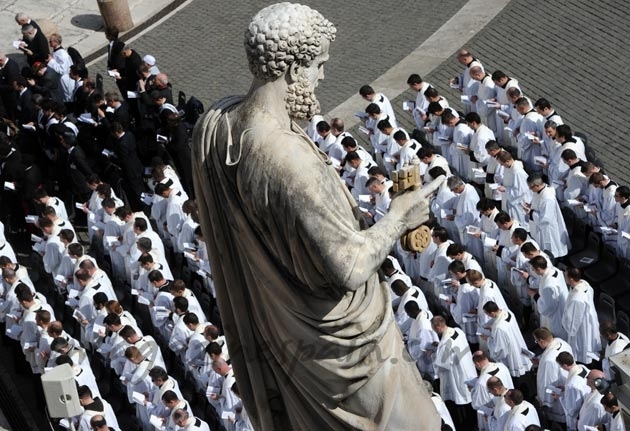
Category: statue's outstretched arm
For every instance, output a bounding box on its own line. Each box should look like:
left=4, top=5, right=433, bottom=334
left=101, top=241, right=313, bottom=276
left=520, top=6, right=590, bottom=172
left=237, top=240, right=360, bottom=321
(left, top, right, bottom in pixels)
left=335, top=176, right=445, bottom=290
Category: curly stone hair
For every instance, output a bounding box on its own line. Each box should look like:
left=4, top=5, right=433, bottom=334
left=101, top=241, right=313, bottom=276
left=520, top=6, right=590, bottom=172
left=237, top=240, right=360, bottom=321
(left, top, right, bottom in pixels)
left=244, top=2, right=336, bottom=80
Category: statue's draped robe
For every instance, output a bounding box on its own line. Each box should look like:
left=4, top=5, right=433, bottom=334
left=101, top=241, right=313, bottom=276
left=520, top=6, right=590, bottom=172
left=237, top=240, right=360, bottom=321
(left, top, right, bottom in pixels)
left=192, top=97, right=439, bottom=430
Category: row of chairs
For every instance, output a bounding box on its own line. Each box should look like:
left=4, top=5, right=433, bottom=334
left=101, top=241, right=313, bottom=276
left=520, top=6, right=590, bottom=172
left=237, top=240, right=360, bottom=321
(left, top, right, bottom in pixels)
left=558, top=208, right=630, bottom=335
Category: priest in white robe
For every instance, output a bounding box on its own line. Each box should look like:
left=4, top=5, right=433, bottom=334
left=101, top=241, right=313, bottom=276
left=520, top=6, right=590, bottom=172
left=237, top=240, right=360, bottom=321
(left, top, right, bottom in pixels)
left=404, top=301, right=437, bottom=379
left=525, top=174, right=570, bottom=258
left=503, top=389, right=540, bottom=431
left=447, top=176, right=483, bottom=262
left=601, top=321, right=630, bottom=380
left=532, top=327, right=572, bottom=424
left=497, top=151, right=531, bottom=227
left=482, top=302, right=531, bottom=377
left=486, top=376, right=511, bottom=431
left=470, top=351, right=513, bottom=416
left=431, top=315, right=476, bottom=429
left=562, top=268, right=601, bottom=365
left=527, top=256, right=568, bottom=340
left=555, top=352, right=590, bottom=430
left=577, top=369, right=607, bottom=431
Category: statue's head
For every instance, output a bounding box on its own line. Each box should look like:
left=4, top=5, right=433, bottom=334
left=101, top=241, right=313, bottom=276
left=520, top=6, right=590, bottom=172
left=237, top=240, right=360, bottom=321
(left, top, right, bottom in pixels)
left=245, top=2, right=336, bottom=119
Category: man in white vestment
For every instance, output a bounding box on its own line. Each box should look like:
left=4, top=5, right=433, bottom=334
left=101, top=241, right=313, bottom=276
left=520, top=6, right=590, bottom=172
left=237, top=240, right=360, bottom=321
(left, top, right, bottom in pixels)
left=191, top=4, right=442, bottom=429
left=345, top=151, right=377, bottom=201
left=468, top=270, right=508, bottom=330
left=514, top=98, right=544, bottom=173
left=469, top=66, right=497, bottom=135
left=446, top=176, right=483, bottom=262
left=419, top=147, right=451, bottom=184
left=470, top=351, right=513, bottom=426
left=497, top=151, right=531, bottom=227
left=431, top=315, right=476, bottom=430
left=599, top=393, right=626, bottom=431
left=429, top=170, right=459, bottom=242
left=442, top=110, right=473, bottom=180
left=76, top=385, right=120, bottom=431
left=525, top=174, right=570, bottom=258
left=406, top=74, right=433, bottom=129
left=562, top=268, right=601, bottom=365
left=486, top=376, right=511, bottom=431
left=577, top=369, right=607, bottom=431
left=366, top=177, right=392, bottom=223
left=589, top=172, right=618, bottom=229
left=503, top=389, right=540, bottom=431
left=390, top=278, right=428, bottom=337
left=449, top=50, right=483, bottom=114
left=428, top=227, right=454, bottom=296
left=404, top=301, right=437, bottom=379
left=554, top=352, right=590, bottom=430
left=481, top=302, right=531, bottom=378
left=492, top=212, right=522, bottom=301
left=600, top=321, right=630, bottom=380
left=527, top=256, right=568, bottom=340
left=393, top=130, right=421, bottom=171
left=359, top=84, right=396, bottom=126
left=532, top=327, right=572, bottom=426
left=476, top=199, right=500, bottom=280
left=464, top=112, right=494, bottom=182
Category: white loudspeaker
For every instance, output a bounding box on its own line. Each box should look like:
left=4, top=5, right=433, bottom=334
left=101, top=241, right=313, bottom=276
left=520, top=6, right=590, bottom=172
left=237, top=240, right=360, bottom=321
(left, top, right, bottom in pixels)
left=41, top=364, right=83, bottom=418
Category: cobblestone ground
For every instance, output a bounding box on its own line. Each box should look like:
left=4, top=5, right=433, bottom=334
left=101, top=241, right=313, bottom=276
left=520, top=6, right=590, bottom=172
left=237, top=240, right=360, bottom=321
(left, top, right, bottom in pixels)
left=371, top=0, right=630, bottom=184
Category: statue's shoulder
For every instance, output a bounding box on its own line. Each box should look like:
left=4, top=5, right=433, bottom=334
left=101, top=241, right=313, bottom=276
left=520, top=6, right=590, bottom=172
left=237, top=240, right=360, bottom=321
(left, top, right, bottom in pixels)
left=208, top=95, right=245, bottom=114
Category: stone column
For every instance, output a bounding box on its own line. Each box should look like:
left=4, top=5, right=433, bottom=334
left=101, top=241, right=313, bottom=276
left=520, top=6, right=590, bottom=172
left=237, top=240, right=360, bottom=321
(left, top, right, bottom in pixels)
left=97, top=0, right=133, bottom=32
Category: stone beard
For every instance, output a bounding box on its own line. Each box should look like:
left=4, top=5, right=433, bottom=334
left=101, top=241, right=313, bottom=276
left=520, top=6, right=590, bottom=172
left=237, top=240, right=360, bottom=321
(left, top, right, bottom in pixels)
left=286, top=75, right=320, bottom=120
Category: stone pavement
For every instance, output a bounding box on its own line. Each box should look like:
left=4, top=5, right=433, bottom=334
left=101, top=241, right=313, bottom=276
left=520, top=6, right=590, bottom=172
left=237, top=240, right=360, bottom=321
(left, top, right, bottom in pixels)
left=0, top=0, right=180, bottom=64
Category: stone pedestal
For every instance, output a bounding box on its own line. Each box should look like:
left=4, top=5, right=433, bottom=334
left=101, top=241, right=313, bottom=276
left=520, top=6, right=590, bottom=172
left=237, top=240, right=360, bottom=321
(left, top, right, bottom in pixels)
left=97, top=0, right=133, bottom=32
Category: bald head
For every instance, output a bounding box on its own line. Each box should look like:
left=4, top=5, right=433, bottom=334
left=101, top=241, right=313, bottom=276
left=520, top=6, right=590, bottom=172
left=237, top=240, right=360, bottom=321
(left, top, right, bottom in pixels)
left=587, top=369, right=605, bottom=389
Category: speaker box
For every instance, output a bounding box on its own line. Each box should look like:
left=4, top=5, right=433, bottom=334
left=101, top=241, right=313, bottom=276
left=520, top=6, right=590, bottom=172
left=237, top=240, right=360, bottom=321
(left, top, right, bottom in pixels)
left=41, top=364, right=83, bottom=418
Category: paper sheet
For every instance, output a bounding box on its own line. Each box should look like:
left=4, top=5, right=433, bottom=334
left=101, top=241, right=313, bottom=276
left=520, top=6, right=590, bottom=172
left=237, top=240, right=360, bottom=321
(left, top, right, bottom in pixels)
left=93, top=323, right=106, bottom=335
left=402, top=101, right=415, bottom=111
left=483, top=237, right=497, bottom=248
left=466, top=225, right=480, bottom=235
left=132, top=391, right=146, bottom=405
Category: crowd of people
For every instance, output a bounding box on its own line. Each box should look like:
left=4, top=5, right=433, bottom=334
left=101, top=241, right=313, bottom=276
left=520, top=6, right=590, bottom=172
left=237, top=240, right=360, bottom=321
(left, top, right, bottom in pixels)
left=303, top=48, right=629, bottom=431
left=0, top=13, right=249, bottom=431
left=0, top=8, right=628, bottom=431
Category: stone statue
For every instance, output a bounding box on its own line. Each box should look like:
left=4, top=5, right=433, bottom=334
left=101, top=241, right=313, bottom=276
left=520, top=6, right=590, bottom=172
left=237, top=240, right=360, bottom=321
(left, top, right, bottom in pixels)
left=192, top=3, right=443, bottom=430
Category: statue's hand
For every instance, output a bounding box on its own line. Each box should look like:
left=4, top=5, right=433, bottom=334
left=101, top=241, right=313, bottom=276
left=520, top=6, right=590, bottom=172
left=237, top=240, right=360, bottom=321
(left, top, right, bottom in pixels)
left=389, top=176, right=445, bottom=231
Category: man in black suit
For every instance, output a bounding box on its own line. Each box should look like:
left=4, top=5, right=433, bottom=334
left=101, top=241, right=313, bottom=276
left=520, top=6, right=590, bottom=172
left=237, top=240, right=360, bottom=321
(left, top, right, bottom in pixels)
left=110, top=122, right=143, bottom=210
left=52, top=124, right=93, bottom=203
left=0, top=52, right=20, bottom=120
left=14, top=13, right=41, bottom=32
left=120, top=45, right=143, bottom=123
left=14, top=77, right=37, bottom=126
left=121, top=45, right=142, bottom=94
left=105, top=27, right=126, bottom=96
left=19, top=24, right=49, bottom=66
left=98, top=91, right=131, bottom=130
left=27, top=63, right=64, bottom=106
